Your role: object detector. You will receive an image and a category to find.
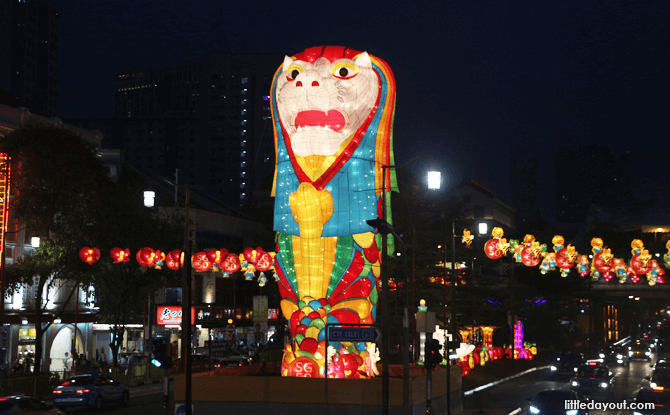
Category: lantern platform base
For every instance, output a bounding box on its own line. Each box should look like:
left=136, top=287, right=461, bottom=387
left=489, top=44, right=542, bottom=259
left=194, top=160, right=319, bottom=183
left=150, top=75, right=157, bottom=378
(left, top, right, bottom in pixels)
left=174, top=365, right=463, bottom=414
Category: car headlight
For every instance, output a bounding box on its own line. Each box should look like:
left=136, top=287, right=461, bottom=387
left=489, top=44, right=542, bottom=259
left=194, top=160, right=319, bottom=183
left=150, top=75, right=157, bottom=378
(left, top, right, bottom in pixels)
left=574, top=367, right=578, bottom=372
left=650, top=382, right=657, bottom=388
left=617, top=360, right=623, bottom=363
left=599, top=353, right=605, bottom=358
left=550, top=365, right=557, bottom=371
left=632, top=412, right=643, bottom=415
left=646, top=351, right=651, bottom=356
left=567, top=410, right=578, bottom=415
left=571, top=381, right=579, bottom=386
left=629, top=351, right=634, bottom=356
left=600, top=382, right=608, bottom=388
left=616, top=354, right=623, bottom=359
left=530, top=405, right=540, bottom=414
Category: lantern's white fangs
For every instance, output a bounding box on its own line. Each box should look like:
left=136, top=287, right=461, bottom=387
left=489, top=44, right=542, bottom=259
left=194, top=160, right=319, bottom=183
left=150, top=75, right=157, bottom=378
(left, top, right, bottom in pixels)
left=276, top=52, right=378, bottom=157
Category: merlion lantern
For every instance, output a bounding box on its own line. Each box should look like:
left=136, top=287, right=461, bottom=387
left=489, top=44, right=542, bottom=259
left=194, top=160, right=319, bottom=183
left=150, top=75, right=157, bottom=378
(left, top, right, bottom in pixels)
left=271, top=46, right=395, bottom=378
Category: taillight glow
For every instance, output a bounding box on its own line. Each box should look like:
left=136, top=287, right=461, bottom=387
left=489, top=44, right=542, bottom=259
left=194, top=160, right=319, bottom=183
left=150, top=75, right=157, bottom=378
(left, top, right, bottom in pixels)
left=588, top=362, right=597, bottom=366
left=76, top=389, right=91, bottom=394
left=52, top=390, right=63, bottom=394
left=654, top=386, right=665, bottom=392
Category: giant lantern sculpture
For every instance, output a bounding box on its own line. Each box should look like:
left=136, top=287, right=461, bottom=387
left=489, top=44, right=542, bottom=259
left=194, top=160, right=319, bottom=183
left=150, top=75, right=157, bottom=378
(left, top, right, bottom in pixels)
left=270, top=46, right=395, bottom=378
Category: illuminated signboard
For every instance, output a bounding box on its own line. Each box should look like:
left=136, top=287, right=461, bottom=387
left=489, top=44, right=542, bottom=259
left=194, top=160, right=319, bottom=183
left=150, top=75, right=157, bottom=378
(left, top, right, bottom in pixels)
left=0, top=154, right=10, bottom=275
left=156, top=306, right=195, bottom=325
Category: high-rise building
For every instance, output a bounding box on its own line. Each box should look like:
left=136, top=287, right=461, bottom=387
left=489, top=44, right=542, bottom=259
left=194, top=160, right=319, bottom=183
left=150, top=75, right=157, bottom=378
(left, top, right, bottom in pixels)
left=70, top=51, right=280, bottom=207
left=0, top=0, right=60, bottom=117
left=555, top=144, right=631, bottom=224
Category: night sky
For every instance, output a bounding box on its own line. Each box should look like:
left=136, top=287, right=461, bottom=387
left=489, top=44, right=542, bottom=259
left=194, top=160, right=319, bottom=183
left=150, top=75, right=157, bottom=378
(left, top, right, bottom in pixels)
left=57, top=1, right=669, bottom=214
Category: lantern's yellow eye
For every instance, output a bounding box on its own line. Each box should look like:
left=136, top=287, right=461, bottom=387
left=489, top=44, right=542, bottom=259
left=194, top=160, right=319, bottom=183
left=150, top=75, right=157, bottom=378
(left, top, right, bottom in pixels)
left=285, top=64, right=305, bottom=81
left=330, top=62, right=359, bottom=80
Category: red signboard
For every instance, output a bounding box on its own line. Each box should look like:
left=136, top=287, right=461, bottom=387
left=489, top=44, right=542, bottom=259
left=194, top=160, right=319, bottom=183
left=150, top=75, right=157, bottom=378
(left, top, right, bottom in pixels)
left=156, top=306, right=195, bottom=325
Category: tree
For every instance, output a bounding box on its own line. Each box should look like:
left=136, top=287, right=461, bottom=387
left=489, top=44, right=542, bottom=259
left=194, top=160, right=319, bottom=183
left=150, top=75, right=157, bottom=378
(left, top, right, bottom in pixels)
left=1, top=123, right=113, bottom=372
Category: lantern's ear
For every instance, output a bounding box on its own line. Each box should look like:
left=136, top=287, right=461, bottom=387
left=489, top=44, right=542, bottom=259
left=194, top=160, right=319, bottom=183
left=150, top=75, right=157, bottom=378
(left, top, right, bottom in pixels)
left=282, top=56, right=293, bottom=73
left=354, top=52, right=372, bottom=70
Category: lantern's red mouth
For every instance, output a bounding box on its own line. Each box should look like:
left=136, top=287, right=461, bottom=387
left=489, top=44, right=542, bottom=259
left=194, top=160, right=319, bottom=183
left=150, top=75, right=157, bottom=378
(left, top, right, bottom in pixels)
left=294, top=110, right=346, bottom=132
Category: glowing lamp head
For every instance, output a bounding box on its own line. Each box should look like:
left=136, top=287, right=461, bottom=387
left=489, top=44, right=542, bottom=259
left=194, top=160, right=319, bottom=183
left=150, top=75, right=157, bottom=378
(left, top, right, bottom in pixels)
left=427, top=171, right=441, bottom=190
left=144, top=191, right=155, bottom=207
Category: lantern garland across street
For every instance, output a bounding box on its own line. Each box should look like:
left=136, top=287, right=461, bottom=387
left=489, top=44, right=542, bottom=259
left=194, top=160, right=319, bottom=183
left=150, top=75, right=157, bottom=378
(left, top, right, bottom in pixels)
left=480, top=228, right=666, bottom=286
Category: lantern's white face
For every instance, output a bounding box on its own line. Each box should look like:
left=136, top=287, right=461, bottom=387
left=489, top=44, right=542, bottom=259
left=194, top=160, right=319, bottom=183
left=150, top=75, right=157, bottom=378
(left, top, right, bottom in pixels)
left=276, top=52, right=378, bottom=157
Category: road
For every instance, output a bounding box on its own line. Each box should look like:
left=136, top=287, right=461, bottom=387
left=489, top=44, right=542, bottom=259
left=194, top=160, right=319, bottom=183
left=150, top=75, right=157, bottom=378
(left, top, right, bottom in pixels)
left=464, top=358, right=653, bottom=415
left=59, top=383, right=170, bottom=415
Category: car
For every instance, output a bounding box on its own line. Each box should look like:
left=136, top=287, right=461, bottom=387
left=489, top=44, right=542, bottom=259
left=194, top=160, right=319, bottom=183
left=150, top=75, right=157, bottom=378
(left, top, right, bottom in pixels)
left=170, top=354, right=225, bottom=374
left=0, top=396, right=64, bottom=414
left=215, top=348, right=254, bottom=367
left=527, top=389, right=589, bottom=415
left=629, top=387, right=670, bottom=415
left=51, top=373, right=129, bottom=411
left=551, top=352, right=585, bottom=379
left=651, top=359, right=670, bottom=372
left=646, top=369, right=670, bottom=392
left=600, top=345, right=630, bottom=366
left=570, top=362, right=615, bottom=397
left=629, top=339, right=652, bottom=361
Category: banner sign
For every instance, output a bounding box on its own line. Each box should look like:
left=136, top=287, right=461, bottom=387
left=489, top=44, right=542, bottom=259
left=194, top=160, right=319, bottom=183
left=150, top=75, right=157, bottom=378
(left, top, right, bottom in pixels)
left=156, top=306, right=195, bottom=325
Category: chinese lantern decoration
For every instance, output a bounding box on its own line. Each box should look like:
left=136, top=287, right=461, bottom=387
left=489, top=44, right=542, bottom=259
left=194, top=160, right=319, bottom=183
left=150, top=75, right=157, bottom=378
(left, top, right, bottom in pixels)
left=462, top=229, right=474, bottom=248
left=166, top=249, right=182, bottom=270
left=593, top=248, right=614, bottom=282
left=613, top=258, right=628, bottom=283
left=630, top=249, right=652, bottom=275
left=647, top=260, right=665, bottom=286
left=79, top=247, right=100, bottom=265
left=110, top=247, right=130, bottom=264
left=520, top=236, right=543, bottom=267
left=555, top=245, right=578, bottom=278
left=221, top=253, right=241, bottom=275
left=484, top=227, right=508, bottom=259
left=136, top=247, right=157, bottom=268
left=192, top=251, right=212, bottom=272
left=577, top=255, right=590, bottom=277
left=153, top=250, right=166, bottom=270
left=206, top=248, right=228, bottom=272
left=664, top=241, right=670, bottom=269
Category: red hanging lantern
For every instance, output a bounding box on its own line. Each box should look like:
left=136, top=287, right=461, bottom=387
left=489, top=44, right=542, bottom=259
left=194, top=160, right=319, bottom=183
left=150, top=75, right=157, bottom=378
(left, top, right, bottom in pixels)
left=593, top=251, right=613, bottom=275
left=79, top=247, right=100, bottom=265
left=136, top=247, right=157, bottom=268
left=484, top=239, right=503, bottom=260
left=256, top=252, right=274, bottom=271
left=631, top=253, right=652, bottom=275
left=243, top=247, right=261, bottom=264
left=521, top=246, right=541, bottom=267
left=110, top=247, right=130, bottom=264
left=193, top=251, right=212, bottom=272
left=555, top=247, right=576, bottom=269
left=222, top=253, right=241, bottom=273
left=166, top=249, right=182, bottom=270
left=206, top=248, right=228, bottom=266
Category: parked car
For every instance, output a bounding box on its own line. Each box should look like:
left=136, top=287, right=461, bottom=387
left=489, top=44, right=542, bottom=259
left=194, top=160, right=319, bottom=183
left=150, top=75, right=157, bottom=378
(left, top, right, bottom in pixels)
left=646, top=368, right=670, bottom=392
left=0, top=396, right=64, bottom=415
left=551, top=352, right=584, bottom=379
left=570, top=362, right=615, bottom=397
left=527, top=389, right=589, bottom=415
left=52, top=373, right=129, bottom=411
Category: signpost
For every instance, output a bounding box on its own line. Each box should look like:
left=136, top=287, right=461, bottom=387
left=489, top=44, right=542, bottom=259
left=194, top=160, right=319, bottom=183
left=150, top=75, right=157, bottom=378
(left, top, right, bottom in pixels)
left=324, top=324, right=381, bottom=414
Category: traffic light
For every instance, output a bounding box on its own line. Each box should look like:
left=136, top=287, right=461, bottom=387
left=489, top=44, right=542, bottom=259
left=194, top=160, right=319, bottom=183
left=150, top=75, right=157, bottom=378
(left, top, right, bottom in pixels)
left=425, top=339, right=443, bottom=369
left=150, top=337, right=172, bottom=369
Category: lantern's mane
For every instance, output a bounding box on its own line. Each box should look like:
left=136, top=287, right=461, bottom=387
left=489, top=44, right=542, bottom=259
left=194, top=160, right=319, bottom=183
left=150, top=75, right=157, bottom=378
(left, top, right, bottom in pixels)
left=270, top=46, right=397, bottom=197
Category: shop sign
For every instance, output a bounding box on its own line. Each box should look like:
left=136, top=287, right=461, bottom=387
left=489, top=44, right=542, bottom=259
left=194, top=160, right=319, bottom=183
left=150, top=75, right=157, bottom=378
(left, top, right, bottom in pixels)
left=268, top=308, right=279, bottom=320
left=156, top=306, right=195, bottom=325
